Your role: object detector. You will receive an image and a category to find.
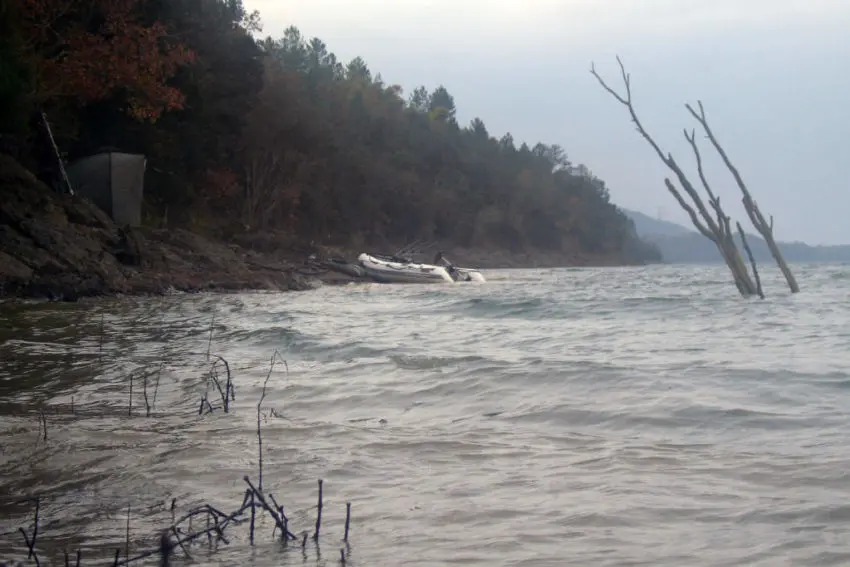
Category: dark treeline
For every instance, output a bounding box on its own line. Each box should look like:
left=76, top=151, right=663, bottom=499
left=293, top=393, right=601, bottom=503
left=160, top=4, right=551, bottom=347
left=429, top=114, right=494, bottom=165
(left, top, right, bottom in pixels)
left=0, top=0, right=660, bottom=262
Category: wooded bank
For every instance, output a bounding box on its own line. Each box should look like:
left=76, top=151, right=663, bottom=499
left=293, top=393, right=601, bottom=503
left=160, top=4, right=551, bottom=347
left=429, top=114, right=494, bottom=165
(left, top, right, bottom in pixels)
left=0, top=0, right=660, bottom=268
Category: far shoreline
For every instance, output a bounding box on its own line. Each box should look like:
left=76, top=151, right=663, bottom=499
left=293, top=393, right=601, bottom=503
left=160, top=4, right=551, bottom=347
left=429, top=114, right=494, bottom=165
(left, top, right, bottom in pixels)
left=0, top=239, right=648, bottom=304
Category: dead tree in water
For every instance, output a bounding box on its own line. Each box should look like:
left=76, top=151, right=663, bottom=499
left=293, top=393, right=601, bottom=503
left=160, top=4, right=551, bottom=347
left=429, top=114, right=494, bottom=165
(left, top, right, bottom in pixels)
left=590, top=57, right=796, bottom=296
left=683, top=100, right=799, bottom=293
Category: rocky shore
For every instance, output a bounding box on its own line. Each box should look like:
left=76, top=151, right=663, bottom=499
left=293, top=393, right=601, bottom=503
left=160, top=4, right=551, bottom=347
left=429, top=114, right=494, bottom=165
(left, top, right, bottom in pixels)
left=0, top=155, right=632, bottom=302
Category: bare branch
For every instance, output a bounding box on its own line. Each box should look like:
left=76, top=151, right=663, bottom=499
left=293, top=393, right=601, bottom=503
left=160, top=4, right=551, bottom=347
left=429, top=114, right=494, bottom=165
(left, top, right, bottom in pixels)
left=664, top=179, right=714, bottom=241
left=737, top=222, right=764, bottom=299
left=592, top=55, right=761, bottom=297
left=685, top=100, right=754, bottom=203
left=590, top=57, right=668, bottom=165
left=591, top=58, right=725, bottom=238
left=685, top=100, right=798, bottom=293
left=683, top=128, right=720, bottom=205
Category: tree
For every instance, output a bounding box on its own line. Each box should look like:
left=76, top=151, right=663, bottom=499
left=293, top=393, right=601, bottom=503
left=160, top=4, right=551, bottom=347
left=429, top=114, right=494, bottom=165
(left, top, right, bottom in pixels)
left=499, top=133, right=515, bottom=152
left=590, top=56, right=796, bottom=297
left=17, top=0, right=195, bottom=122
left=408, top=86, right=431, bottom=113
left=345, top=57, right=372, bottom=82
left=3, top=10, right=662, bottom=267
left=429, top=85, right=456, bottom=122
left=684, top=101, right=799, bottom=294
left=532, top=143, right=571, bottom=172
left=468, top=118, right=489, bottom=140
left=240, top=61, right=305, bottom=231
left=0, top=2, right=35, bottom=141
left=67, top=0, right=266, bottom=216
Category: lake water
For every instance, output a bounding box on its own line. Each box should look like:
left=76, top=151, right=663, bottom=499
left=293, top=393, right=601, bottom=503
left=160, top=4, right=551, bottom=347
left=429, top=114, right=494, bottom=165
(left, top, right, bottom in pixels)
left=2, top=264, right=850, bottom=566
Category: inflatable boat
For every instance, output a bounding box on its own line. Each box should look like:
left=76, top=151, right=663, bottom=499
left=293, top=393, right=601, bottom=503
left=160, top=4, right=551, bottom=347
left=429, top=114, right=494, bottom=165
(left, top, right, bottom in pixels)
left=357, top=253, right=486, bottom=284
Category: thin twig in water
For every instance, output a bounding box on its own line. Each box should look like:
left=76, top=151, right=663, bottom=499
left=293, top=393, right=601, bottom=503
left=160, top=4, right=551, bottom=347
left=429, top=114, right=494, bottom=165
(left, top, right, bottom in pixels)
left=4, top=356, right=359, bottom=566
left=38, top=410, right=47, bottom=442
left=243, top=477, right=291, bottom=538
left=344, top=502, right=351, bottom=541
left=196, top=395, right=214, bottom=415
left=125, top=504, right=131, bottom=563
left=249, top=491, right=256, bottom=546
left=152, top=363, right=162, bottom=411
left=257, top=351, right=282, bottom=493
left=18, top=527, right=40, bottom=567
left=128, top=373, right=134, bottom=417
left=8, top=475, right=350, bottom=565
left=120, top=496, right=252, bottom=566
left=313, top=479, right=323, bottom=541
left=268, top=493, right=297, bottom=541
left=206, top=311, right=216, bottom=362
left=18, top=496, right=40, bottom=565
left=143, top=375, right=151, bottom=417
left=170, top=526, right=192, bottom=560
left=158, top=531, right=172, bottom=567
left=210, top=355, right=234, bottom=411
left=208, top=365, right=226, bottom=410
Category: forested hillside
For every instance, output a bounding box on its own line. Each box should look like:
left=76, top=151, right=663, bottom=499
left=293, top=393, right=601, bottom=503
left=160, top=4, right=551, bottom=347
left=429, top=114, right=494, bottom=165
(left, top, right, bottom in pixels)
left=0, top=0, right=659, bottom=264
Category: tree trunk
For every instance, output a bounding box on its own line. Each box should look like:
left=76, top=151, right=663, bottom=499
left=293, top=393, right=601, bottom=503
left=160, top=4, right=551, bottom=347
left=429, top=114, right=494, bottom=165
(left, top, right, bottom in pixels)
left=684, top=101, right=799, bottom=294
left=591, top=57, right=762, bottom=298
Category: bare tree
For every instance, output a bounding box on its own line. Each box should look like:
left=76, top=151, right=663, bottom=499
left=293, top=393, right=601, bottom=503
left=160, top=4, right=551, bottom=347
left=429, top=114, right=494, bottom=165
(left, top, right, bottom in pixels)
left=590, top=56, right=760, bottom=297
left=682, top=101, right=799, bottom=293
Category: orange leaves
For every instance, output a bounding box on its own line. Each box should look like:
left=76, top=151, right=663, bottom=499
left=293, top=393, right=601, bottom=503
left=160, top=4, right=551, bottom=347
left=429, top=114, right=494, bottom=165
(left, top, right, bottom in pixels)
left=19, top=0, right=195, bottom=122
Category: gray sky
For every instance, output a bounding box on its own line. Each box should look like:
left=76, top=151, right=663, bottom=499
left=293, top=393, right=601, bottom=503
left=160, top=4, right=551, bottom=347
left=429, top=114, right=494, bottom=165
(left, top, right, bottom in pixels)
left=246, top=0, right=850, bottom=245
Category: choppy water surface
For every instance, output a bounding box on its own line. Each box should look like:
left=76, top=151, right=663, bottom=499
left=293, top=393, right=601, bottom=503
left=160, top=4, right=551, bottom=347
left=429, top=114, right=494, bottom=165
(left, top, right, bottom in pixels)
left=2, top=264, right=850, bottom=566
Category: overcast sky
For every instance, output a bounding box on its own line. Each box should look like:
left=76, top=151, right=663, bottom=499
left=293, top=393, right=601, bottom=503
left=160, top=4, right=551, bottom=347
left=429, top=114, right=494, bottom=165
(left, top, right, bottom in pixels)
left=246, top=0, right=850, bottom=245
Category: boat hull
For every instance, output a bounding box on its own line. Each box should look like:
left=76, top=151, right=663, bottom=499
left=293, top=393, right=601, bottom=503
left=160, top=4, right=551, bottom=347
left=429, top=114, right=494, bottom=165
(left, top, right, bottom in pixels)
left=356, top=253, right=486, bottom=284
left=357, top=253, right=454, bottom=284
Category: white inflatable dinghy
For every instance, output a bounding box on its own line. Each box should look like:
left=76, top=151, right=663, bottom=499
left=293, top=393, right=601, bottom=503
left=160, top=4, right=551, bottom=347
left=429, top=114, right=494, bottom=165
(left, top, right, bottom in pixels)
left=357, top=253, right=485, bottom=284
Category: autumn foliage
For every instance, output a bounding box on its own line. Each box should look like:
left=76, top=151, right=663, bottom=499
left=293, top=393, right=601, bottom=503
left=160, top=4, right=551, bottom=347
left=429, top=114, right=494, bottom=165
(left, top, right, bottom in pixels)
left=16, top=0, right=195, bottom=121
left=0, top=1, right=661, bottom=264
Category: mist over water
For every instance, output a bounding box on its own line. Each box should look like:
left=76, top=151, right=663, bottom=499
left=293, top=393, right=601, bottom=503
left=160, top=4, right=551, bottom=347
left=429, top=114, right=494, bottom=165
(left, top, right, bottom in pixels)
left=2, top=264, right=850, bottom=566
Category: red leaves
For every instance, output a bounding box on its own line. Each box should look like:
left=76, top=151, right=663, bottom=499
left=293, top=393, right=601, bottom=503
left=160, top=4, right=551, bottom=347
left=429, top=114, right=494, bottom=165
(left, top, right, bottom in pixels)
left=19, top=0, right=195, bottom=122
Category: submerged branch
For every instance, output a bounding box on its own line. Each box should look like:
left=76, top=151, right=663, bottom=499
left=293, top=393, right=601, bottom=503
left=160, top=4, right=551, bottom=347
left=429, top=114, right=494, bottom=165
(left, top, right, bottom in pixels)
left=5, top=350, right=348, bottom=566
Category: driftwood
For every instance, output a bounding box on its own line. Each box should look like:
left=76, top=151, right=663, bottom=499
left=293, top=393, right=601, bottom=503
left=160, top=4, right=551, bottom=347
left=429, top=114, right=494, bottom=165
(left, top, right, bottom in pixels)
left=590, top=56, right=798, bottom=296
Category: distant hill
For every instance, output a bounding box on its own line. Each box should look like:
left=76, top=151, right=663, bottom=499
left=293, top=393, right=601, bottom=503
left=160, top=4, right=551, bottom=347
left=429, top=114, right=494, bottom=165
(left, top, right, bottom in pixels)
left=622, top=208, right=850, bottom=264
left=625, top=209, right=695, bottom=238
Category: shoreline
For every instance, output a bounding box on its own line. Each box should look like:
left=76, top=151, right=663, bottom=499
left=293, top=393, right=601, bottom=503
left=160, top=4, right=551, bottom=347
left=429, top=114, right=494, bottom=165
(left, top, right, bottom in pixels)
left=0, top=231, right=640, bottom=303
left=0, top=155, right=648, bottom=302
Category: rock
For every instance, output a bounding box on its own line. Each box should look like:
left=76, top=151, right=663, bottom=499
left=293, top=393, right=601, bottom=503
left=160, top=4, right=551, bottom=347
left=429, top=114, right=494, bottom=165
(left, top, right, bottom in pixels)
left=0, top=154, right=354, bottom=301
